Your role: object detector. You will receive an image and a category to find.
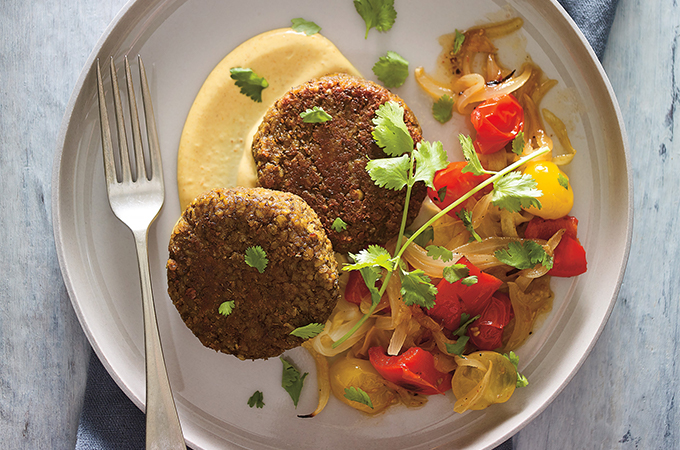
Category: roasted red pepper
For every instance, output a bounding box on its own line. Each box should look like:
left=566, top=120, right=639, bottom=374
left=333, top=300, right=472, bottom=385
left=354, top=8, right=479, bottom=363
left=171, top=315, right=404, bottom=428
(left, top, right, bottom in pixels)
left=471, top=94, right=524, bottom=155
left=524, top=215, right=587, bottom=277
left=368, top=346, right=452, bottom=395
left=549, top=235, right=587, bottom=277
left=427, top=257, right=503, bottom=329
left=427, top=161, right=492, bottom=217
left=524, top=215, right=579, bottom=240
left=467, top=292, right=514, bottom=351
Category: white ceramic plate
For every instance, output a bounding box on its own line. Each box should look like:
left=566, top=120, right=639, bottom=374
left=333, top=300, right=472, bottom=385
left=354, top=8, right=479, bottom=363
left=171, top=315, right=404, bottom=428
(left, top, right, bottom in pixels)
left=53, top=0, right=631, bottom=448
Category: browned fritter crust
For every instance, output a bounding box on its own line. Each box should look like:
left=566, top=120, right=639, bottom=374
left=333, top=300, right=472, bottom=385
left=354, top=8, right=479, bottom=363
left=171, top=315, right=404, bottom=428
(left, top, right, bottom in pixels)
left=166, top=187, right=339, bottom=360
left=252, top=73, right=426, bottom=254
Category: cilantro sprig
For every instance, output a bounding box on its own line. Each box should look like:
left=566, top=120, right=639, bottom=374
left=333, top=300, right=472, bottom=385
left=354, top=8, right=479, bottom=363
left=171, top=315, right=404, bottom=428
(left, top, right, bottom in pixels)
left=290, top=323, right=325, bottom=339
left=344, top=387, right=374, bottom=408
left=331, top=101, right=551, bottom=348
left=245, top=245, right=268, bottom=273
left=372, top=51, right=409, bottom=88
left=291, top=18, right=321, bottom=36
left=229, top=67, right=268, bottom=102
left=354, top=0, right=397, bottom=38
left=280, top=358, right=308, bottom=408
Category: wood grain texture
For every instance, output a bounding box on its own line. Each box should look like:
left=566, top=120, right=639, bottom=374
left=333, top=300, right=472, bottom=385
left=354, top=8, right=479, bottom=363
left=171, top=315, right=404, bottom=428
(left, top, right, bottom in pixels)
left=0, top=0, right=127, bottom=448
left=515, top=0, right=680, bottom=448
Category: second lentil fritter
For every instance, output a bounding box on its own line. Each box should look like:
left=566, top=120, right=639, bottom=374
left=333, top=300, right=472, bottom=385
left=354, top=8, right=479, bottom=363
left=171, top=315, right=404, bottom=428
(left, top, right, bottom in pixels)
left=252, top=73, right=427, bottom=254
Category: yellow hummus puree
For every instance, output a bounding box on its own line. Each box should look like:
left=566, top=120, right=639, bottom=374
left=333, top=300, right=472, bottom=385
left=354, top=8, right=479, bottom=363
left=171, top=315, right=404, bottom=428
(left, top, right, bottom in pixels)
left=177, top=28, right=361, bottom=210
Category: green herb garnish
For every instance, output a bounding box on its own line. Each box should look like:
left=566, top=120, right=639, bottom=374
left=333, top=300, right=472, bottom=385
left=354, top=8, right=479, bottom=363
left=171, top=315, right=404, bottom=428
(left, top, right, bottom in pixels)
left=245, top=245, right=268, bottom=273
left=495, top=240, right=554, bottom=270
left=372, top=51, right=409, bottom=88
left=445, top=313, right=480, bottom=355
left=331, top=217, right=348, bottom=232
left=505, top=351, right=529, bottom=387
left=280, top=358, right=308, bottom=408
left=247, top=390, right=265, bottom=408
left=353, top=0, right=397, bottom=38
left=433, top=94, right=454, bottom=123
left=344, top=387, right=374, bottom=408
left=558, top=172, right=570, bottom=190
left=291, top=18, right=321, bottom=35
left=452, top=29, right=465, bottom=54
left=229, top=67, right=268, bottom=102
left=456, top=208, right=482, bottom=242
left=290, top=323, right=325, bottom=339
left=218, top=300, right=235, bottom=317
left=300, top=106, right=332, bottom=123
left=512, top=131, right=525, bottom=155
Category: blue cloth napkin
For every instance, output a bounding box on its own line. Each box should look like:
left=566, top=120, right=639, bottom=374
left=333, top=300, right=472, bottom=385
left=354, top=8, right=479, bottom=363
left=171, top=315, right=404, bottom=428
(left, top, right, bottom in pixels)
left=75, top=1, right=619, bottom=448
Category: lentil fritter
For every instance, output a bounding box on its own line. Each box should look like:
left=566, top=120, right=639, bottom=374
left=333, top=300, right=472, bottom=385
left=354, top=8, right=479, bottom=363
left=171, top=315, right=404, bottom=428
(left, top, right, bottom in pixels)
left=167, top=187, right=339, bottom=360
left=252, top=73, right=427, bottom=254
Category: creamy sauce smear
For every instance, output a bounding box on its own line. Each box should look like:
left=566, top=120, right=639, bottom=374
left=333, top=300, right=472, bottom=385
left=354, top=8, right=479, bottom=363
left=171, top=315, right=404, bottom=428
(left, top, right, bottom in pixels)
left=177, top=28, right=361, bottom=210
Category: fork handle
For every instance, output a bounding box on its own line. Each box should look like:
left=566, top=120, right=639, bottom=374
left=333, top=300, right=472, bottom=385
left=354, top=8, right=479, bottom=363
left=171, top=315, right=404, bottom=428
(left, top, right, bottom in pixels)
left=133, top=229, right=186, bottom=450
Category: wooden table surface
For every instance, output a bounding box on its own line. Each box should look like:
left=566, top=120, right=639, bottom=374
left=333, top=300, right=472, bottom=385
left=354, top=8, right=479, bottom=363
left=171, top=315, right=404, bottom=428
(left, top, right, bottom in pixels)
left=0, top=0, right=676, bottom=448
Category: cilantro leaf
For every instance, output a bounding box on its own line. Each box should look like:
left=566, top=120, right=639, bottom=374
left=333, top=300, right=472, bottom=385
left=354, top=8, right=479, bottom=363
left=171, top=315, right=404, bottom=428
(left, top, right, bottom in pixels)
left=247, top=390, right=265, bottom=408
left=331, top=217, right=348, bottom=232
left=372, top=51, right=409, bottom=88
left=492, top=171, right=543, bottom=212
left=426, top=245, right=454, bottom=262
left=452, top=29, right=465, bottom=54
left=290, top=323, right=325, bottom=339
left=359, top=265, right=383, bottom=307
left=558, top=173, right=570, bottom=190
left=345, top=245, right=394, bottom=272
left=344, top=387, right=374, bottom=408
left=461, top=276, right=478, bottom=286
left=433, top=94, right=455, bottom=123
left=353, top=0, right=397, bottom=38
left=300, top=106, right=332, bottom=123
left=372, top=101, right=414, bottom=156
left=504, top=351, right=529, bottom=387
left=456, top=209, right=482, bottom=242
left=245, top=245, right=268, bottom=273
left=442, top=263, right=470, bottom=283
left=218, top=300, right=235, bottom=317
left=413, top=140, right=449, bottom=189
left=459, top=134, right=487, bottom=176
left=512, top=131, right=525, bottom=156
left=453, top=313, right=480, bottom=337
left=291, top=18, right=321, bottom=35
left=494, top=240, right=554, bottom=270
left=445, top=336, right=469, bottom=356
left=400, top=268, right=437, bottom=309
left=229, top=67, right=269, bottom=102
left=436, top=186, right=447, bottom=202
left=445, top=313, right=479, bottom=355
left=280, top=358, right=308, bottom=408
left=366, top=154, right=410, bottom=190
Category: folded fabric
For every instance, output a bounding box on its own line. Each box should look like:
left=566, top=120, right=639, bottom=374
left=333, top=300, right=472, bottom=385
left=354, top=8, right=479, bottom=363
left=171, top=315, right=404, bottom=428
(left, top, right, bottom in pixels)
left=558, top=0, right=621, bottom=59
left=75, top=1, right=620, bottom=449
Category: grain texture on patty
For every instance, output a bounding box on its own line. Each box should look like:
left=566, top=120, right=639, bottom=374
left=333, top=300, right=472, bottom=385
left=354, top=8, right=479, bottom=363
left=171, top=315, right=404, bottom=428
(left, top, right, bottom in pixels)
left=167, top=187, right=339, bottom=360
left=252, top=73, right=426, bottom=254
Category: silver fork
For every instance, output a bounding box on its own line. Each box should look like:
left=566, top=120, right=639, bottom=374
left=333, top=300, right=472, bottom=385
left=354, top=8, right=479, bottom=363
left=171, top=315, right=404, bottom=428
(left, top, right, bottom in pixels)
left=96, top=55, right=185, bottom=450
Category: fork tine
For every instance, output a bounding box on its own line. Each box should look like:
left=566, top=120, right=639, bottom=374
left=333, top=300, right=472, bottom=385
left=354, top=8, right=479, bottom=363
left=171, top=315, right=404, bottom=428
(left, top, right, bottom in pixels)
left=109, top=57, right=132, bottom=183
left=137, top=55, right=164, bottom=184
left=96, top=59, right=117, bottom=188
left=124, top=55, right=147, bottom=182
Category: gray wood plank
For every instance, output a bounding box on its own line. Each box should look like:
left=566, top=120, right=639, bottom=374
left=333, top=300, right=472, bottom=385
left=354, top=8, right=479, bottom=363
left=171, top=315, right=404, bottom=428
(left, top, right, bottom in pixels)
left=516, top=0, right=680, bottom=448
left=0, top=1, right=127, bottom=448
